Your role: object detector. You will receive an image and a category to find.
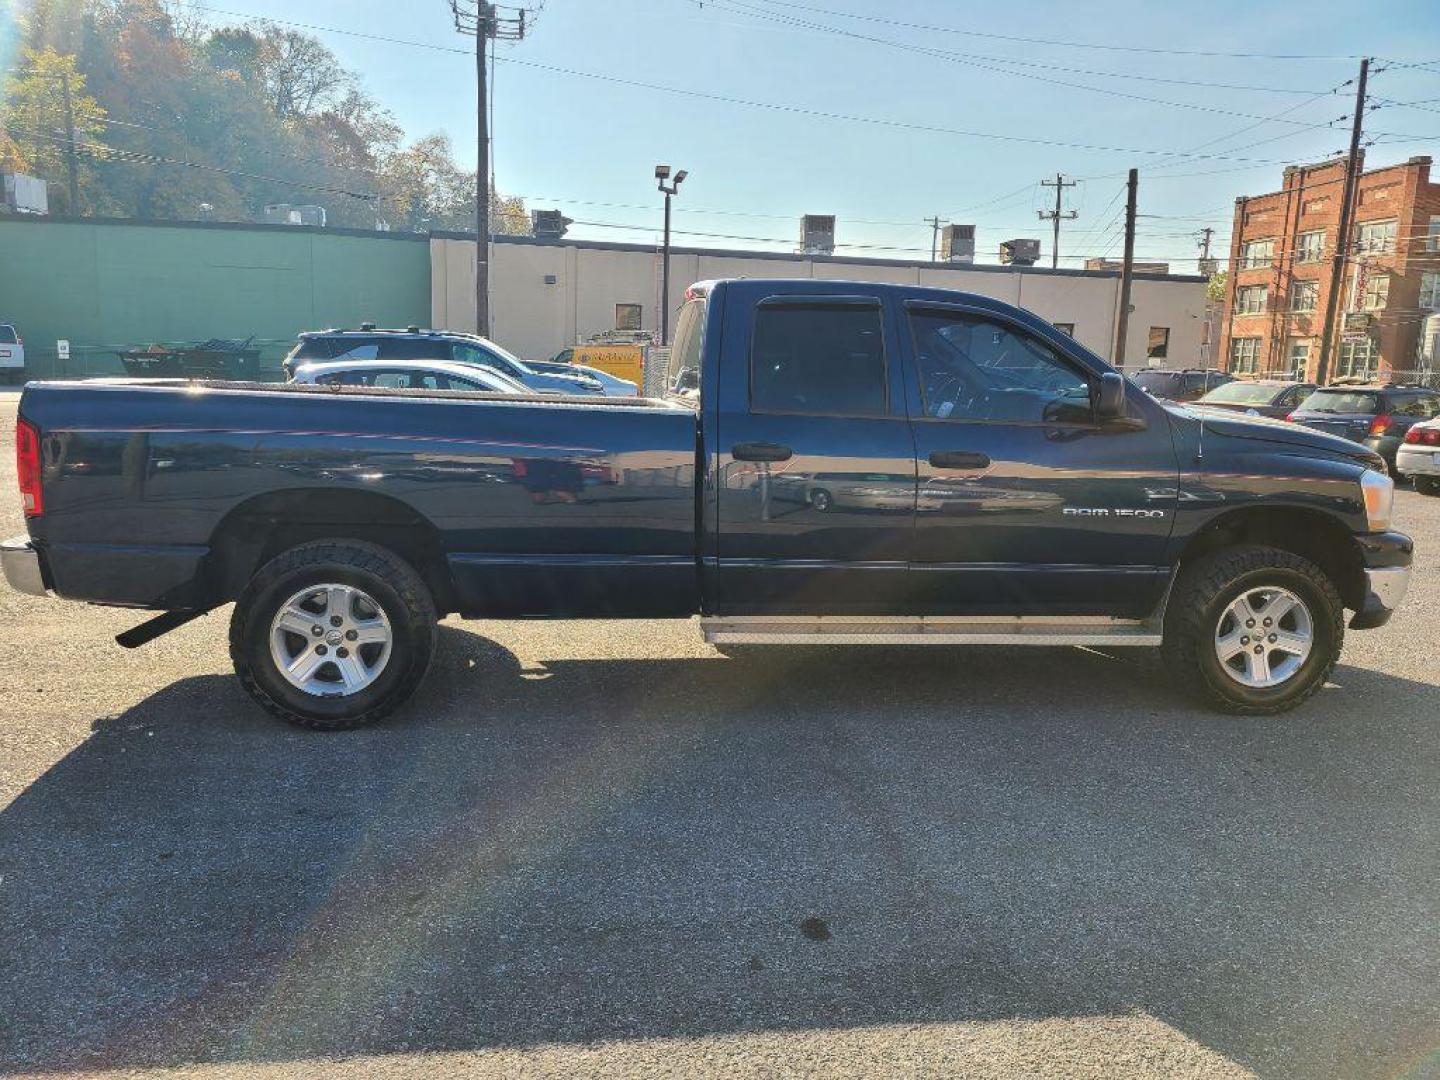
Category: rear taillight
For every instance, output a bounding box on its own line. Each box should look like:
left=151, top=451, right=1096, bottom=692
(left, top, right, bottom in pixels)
left=1284, top=412, right=1297, bottom=422
left=16, top=418, right=42, bottom=517
left=1405, top=427, right=1440, bottom=446
left=1369, top=414, right=1392, bottom=436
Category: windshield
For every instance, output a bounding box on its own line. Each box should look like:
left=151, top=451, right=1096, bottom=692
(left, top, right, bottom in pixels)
left=1296, top=390, right=1379, bottom=414
left=1200, top=382, right=1281, bottom=405
left=1131, top=372, right=1179, bottom=394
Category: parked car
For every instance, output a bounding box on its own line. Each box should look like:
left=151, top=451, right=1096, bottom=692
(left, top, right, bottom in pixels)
left=4, top=279, right=1411, bottom=728
left=0, top=323, right=24, bottom=384
left=290, top=358, right=535, bottom=395
left=1194, top=379, right=1316, bottom=419
left=282, top=327, right=606, bottom=395
left=1396, top=418, right=1440, bottom=495
left=1131, top=368, right=1235, bottom=403
left=1287, top=384, right=1440, bottom=477
left=525, top=358, right=638, bottom=397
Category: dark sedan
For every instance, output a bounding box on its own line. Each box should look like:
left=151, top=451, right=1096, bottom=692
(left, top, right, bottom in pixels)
left=1195, top=379, right=1316, bottom=419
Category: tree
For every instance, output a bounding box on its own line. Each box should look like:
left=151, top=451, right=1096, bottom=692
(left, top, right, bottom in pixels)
left=1207, top=271, right=1228, bottom=303
left=0, top=47, right=108, bottom=213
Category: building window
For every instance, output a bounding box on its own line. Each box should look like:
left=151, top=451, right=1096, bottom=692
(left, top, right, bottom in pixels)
left=1338, top=336, right=1378, bottom=380
left=1239, top=238, right=1274, bottom=269
left=1147, top=326, right=1170, bottom=361
left=1286, top=338, right=1311, bottom=378
left=1289, top=279, right=1319, bottom=313
left=1295, top=230, right=1325, bottom=263
left=1421, top=270, right=1440, bottom=310
left=615, top=304, right=642, bottom=331
left=1353, top=219, right=1397, bottom=255
left=1235, top=284, right=1268, bottom=315
left=1052, top=322, right=1075, bottom=336
left=1230, top=337, right=1262, bottom=374
left=1361, top=273, right=1390, bottom=311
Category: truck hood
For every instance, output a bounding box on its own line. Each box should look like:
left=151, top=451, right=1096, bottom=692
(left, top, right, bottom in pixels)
left=1169, top=402, right=1383, bottom=468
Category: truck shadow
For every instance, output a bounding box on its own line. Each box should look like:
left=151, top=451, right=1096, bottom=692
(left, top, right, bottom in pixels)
left=1, top=625, right=1436, bottom=1076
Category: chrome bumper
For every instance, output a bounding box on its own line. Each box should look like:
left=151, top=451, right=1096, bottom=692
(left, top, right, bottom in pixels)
left=1, top=535, right=49, bottom=597
left=1350, top=564, right=1410, bottom=630
left=1365, top=565, right=1411, bottom=611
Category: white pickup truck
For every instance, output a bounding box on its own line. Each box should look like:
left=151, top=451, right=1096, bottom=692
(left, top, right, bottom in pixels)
left=0, top=323, right=23, bottom=383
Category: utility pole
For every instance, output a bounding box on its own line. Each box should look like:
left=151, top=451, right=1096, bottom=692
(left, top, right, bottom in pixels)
left=449, top=2, right=527, bottom=338
left=1038, top=172, right=1078, bottom=269
left=926, top=216, right=942, bottom=262
left=1113, top=168, right=1139, bottom=369
left=59, top=70, right=80, bottom=216
left=1197, top=226, right=1215, bottom=269
left=1315, top=56, right=1370, bottom=387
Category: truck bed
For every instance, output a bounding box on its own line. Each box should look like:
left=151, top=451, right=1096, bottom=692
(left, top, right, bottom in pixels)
left=20, top=379, right=701, bottom=616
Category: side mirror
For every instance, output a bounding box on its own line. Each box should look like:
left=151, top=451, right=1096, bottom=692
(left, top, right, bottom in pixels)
left=1095, top=371, right=1127, bottom=421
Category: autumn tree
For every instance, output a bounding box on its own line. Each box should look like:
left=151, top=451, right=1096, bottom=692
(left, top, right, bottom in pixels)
left=0, top=47, right=108, bottom=213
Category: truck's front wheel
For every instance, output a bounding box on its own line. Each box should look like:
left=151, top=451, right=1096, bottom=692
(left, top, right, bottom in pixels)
left=229, top=540, right=437, bottom=730
left=1161, top=545, right=1343, bottom=715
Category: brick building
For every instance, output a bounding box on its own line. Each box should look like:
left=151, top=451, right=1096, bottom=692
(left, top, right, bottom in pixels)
left=1219, top=153, right=1440, bottom=383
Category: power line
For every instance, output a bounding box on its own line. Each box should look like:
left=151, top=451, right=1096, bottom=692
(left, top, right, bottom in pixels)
left=735, top=0, right=1367, bottom=60
left=491, top=54, right=1328, bottom=166
left=695, top=0, right=1334, bottom=95
left=702, top=0, right=1389, bottom=133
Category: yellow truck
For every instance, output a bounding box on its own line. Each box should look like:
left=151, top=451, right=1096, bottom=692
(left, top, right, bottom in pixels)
left=550, top=343, right=644, bottom=388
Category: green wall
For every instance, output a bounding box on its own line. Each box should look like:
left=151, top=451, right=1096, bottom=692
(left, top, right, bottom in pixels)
left=0, top=218, right=432, bottom=378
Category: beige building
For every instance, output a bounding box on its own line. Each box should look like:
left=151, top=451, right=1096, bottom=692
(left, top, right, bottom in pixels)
left=432, top=234, right=1208, bottom=369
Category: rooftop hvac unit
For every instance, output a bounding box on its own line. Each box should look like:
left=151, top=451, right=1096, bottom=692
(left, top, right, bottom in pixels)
left=941, top=224, right=975, bottom=263
left=999, top=238, right=1041, bottom=266
left=263, top=203, right=326, bottom=227
left=799, top=214, right=836, bottom=255
left=531, top=209, right=573, bottom=239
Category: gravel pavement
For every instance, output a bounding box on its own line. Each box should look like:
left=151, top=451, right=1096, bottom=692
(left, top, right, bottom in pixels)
left=0, top=393, right=1436, bottom=1079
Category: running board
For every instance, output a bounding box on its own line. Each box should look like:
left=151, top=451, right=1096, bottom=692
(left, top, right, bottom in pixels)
left=702, top=614, right=1162, bottom=647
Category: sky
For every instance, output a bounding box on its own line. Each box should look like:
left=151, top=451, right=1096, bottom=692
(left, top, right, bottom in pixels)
left=186, top=0, right=1440, bottom=269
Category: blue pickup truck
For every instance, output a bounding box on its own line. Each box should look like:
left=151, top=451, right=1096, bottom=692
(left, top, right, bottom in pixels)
left=3, top=279, right=1412, bottom=728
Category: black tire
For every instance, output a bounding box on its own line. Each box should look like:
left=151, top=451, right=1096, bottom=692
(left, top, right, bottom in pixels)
left=1160, top=544, right=1343, bottom=715
left=229, top=540, right=437, bottom=730
left=1416, top=476, right=1440, bottom=497
left=810, top=488, right=833, bottom=512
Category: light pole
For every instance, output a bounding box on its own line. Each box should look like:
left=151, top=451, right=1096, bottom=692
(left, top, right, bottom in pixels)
left=656, top=164, right=687, bottom=345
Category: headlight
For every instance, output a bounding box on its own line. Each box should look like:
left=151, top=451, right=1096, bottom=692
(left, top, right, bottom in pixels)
left=1360, top=469, right=1394, bottom=531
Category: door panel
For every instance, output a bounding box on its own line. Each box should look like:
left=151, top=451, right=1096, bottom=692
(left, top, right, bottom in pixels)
left=902, top=303, right=1178, bottom=617
left=714, top=291, right=917, bottom=614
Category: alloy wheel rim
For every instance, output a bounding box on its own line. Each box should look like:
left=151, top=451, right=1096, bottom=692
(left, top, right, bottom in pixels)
left=1213, top=585, right=1313, bottom=689
left=269, top=583, right=393, bottom=697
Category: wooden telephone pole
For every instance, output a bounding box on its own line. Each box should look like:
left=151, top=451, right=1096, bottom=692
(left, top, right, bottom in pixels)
left=1038, top=173, right=1078, bottom=269
left=1315, top=57, right=1371, bottom=387
left=449, top=2, right=529, bottom=338
left=1113, top=169, right=1139, bottom=368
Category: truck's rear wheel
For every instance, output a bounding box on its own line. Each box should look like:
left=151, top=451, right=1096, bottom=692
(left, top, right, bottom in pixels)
left=1161, top=544, right=1343, bottom=715
left=229, top=540, right=437, bottom=730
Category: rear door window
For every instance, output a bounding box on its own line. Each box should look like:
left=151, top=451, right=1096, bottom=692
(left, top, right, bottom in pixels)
left=377, top=338, right=447, bottom=362
left=0, top=325, right=18, bottom=344
left=750, top=301, right=887, bottom=416
left=330, top=342, right=379, bottom=362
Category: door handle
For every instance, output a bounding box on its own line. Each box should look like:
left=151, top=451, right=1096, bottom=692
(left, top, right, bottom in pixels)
left=929, top=450, right=991, bottom=470
left=733, top=441, right=793, bottom=462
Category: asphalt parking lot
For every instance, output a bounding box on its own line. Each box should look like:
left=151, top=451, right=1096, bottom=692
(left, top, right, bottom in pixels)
left=0, top=392, right=1436, bottom=1079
